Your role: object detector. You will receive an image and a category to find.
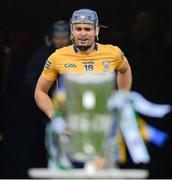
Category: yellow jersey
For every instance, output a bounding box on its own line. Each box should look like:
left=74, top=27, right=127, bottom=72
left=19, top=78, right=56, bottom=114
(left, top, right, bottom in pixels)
left=41, top=43, right=126, bottom=89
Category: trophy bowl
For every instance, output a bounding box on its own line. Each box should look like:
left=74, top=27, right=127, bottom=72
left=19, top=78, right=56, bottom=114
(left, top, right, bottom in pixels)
left=64, top=73, right=118, bottom=169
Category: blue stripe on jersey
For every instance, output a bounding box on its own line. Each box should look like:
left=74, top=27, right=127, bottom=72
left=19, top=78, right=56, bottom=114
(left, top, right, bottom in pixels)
left=58, top=74, right=64, bottom=91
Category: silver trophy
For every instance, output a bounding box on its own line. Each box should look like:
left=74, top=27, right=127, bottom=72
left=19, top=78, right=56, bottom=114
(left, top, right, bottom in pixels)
left=64, top=72, right=118, bottom=170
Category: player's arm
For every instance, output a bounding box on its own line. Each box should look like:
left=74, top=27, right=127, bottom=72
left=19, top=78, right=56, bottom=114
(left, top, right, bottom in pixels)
left=117, top=57, right=132, bottom=91
left=34, top=76, right=54, bottom=119
left=34, top=52, right=57, bottom=119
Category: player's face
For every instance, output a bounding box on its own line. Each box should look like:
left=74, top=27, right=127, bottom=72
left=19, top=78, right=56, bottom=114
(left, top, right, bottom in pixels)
left=72, top=23, right=98, bottom=47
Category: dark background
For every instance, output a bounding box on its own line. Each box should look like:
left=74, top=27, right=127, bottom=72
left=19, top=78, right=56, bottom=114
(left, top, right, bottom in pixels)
left=1, top=0, right=172, bottom=178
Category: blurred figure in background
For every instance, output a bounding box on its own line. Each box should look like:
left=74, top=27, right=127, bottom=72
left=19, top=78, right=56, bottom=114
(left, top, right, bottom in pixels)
left=26, top=20, right=71, bottom=93
left=127, top=11, right=163, bottom=99
left=22, top=20, right=70, bottom=177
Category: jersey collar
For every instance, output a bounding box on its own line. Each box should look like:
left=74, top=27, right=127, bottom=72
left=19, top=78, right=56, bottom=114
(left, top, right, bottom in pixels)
left=73, top=43, right=98, bottom=53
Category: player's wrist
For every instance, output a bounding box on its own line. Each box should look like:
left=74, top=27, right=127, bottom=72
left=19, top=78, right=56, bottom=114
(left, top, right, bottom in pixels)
left=47, top=110, right=54, bottom=120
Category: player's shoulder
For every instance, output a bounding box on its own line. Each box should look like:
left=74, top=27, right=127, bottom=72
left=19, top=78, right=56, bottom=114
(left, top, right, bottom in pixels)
left=47, top=45, right=73, bottom=63
left=54, top=45, right=73, bottom=55
left=97, top=43, right=121, bottom=54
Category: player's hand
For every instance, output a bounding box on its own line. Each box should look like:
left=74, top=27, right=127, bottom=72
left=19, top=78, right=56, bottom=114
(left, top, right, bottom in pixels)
left=47, top=110, right=54, bottom=120
left=94, top=157, right=107, bottom=170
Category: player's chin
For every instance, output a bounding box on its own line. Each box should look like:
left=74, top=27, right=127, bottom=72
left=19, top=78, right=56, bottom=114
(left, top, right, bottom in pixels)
left=78, top=40, right=89, bottom=44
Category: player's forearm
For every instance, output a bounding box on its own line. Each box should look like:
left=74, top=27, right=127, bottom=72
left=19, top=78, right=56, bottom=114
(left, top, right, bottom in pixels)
left=34, top=90, right=54, bottom=119
left=117, top=67, right=132, bottom=91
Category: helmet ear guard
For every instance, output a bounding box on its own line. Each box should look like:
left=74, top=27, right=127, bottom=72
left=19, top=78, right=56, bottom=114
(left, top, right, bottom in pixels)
left=96, top=26, right=100, bottom=41
left=70, top=23, right=75, bottom=42
left=70, top=33, right=74, bottom=42
left=96, top=35, right=99, bottom=41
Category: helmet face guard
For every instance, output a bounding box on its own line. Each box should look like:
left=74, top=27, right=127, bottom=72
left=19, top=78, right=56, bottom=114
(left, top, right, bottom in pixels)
left=70, top=9, right=99, bottom=50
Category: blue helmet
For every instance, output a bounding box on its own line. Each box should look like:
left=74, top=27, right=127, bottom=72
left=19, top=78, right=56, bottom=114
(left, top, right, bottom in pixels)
left=70, top=9, right=99, bottom=28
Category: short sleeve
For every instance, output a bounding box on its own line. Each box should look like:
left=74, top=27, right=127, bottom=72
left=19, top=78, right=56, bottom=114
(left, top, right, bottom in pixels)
left=113, top=46, right=126, bottom=71
left=41, top=53, right=58, bottom=81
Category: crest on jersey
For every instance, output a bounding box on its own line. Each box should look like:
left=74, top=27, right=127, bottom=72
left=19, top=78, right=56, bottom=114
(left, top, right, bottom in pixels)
left=102, top=61, right=110, bottom=71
